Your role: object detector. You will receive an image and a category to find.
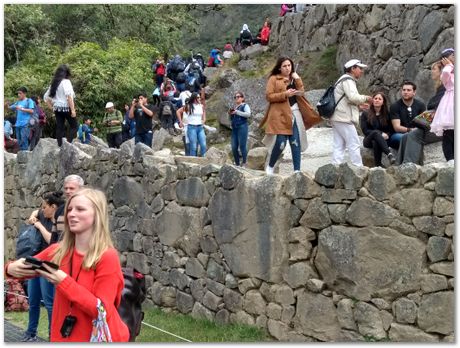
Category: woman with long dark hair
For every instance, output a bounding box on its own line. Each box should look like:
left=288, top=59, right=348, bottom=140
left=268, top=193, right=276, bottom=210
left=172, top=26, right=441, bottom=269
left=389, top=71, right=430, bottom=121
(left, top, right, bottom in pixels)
left=186, top=92, right=207, bottom=157
left=44, top=65, right=77, bottom=147
left=229, top=91, right=251, bottom=167
left=259, top=56, right=321, bottom=174
left=22, top=191, right=65, bottom=341
left=359, top=92, right=395, bottom=167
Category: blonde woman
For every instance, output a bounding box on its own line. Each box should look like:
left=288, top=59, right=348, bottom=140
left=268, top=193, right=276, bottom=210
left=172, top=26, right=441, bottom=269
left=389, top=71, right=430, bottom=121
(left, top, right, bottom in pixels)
left=6, top=188, right=129, bottom=342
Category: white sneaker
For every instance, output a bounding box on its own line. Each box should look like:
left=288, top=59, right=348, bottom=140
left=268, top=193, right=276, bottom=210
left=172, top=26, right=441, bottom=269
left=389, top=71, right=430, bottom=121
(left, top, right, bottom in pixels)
left=447, top=159, right=454, bottom=166
left=265, top=166, right=274, bottom=175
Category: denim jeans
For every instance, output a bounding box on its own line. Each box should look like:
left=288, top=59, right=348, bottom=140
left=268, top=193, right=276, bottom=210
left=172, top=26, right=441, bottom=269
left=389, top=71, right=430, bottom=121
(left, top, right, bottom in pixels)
left=135, top=131, right=153, bottom=147
left=187, top=125, right=206, bottom=156
left=26, top=277, right=55, bottom=337
left=16, top=126, right=30, bottom=151
left=389, top=132, right=404, bottom=150
left=269, top=119, right=301, bottom=171
left=231, top=122, right=248, bottom=165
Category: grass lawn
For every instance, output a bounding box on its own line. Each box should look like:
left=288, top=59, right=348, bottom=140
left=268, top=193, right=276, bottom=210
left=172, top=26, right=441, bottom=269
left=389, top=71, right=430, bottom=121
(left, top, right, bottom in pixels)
left=5, top=307, right=270, bottom=342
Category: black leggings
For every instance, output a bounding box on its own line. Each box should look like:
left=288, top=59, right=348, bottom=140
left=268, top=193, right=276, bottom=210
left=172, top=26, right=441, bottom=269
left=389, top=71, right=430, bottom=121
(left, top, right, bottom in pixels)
left=442, top=129, right=454, bottom=161
left=363, top=130, right=391, bottom=166
left=55, top=110, right=78, bottom=147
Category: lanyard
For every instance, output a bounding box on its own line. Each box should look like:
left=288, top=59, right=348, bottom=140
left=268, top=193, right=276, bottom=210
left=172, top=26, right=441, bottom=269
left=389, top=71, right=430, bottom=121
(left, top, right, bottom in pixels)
left=68, top=249, right=83, bottom=313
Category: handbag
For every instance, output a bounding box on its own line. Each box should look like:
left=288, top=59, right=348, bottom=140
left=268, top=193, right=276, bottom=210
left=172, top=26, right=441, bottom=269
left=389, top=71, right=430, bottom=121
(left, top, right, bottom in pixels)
left=90, top=299, right=112, bottom=342
left=413, top=110, right=435, bottom=130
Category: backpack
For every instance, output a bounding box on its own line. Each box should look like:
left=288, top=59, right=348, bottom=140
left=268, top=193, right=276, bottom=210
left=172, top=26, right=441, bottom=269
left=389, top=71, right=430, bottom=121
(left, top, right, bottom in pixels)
left=176, top=71, right=186, bottom=83
left=161, top=101, right=174, bottom=117
left=316, top=77, right=353, bottom=119
left=241, top=29, right=251, bottom=40
left=38, top=107, right=47, bottom=125
left=16, top=224, right=44, bottom=259
left=170, top=56, right=186, bottom=73
left=207, top=57, right=216, bottom=67
left=28, top=99, right=39, bottom=126
left=155, top=64, right=165, bottom=76
left=117, top=267, right=146, bottom=341
left=5, top=278, right=29, bottom=312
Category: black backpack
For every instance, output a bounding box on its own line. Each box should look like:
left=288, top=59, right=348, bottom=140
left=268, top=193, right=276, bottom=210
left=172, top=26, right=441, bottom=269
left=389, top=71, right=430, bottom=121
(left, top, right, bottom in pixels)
left=316, top=76, right=353, bottom=119
left=118, top=267, right=146, bottom=342
left=16, top=224, right=44, bottom=259
left=175, top=71, right=186, bottom=83
left=161, top=101, right=174, bottom=117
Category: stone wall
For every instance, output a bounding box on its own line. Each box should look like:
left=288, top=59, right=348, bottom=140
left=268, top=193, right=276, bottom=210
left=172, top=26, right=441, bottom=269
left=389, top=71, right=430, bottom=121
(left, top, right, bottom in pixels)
left=269, top=4, right=455, bottom=104
left=4, top=140, right=454, bottom=342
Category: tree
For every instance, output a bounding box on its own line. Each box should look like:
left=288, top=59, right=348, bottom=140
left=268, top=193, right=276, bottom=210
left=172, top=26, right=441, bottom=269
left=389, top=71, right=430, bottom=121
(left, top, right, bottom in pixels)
left=4, top=5, right=54, bottom=67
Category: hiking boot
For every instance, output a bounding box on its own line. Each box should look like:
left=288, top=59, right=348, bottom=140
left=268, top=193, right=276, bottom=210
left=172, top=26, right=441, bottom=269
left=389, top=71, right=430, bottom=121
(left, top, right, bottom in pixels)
left=387, top=153, right=396, bottom=165
left=21, top=334, right=37, bottom=342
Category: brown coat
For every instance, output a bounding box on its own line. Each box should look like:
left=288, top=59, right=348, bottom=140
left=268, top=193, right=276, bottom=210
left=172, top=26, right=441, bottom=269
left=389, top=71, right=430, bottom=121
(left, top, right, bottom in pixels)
left=259, top=74, right=321, bottom=134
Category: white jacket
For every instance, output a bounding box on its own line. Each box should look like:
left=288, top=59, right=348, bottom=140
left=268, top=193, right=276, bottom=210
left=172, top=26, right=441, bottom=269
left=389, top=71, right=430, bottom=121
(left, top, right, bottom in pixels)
left=331, top=74, right=368, bottom=125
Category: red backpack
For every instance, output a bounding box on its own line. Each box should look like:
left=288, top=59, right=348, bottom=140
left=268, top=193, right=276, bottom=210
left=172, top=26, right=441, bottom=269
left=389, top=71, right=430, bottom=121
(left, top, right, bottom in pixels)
left=5, top=278, right=29, bottom=312
left=155, top=64, right=165, bottom=76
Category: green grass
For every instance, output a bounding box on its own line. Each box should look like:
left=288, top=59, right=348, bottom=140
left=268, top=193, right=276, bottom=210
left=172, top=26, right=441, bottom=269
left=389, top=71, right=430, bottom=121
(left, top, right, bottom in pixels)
left=5, top=307, right=270, bottom=342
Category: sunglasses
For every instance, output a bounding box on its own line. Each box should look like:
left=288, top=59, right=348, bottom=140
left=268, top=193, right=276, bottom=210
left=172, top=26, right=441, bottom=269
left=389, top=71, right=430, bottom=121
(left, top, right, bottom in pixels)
left=234, top=95, right=242, bottom=99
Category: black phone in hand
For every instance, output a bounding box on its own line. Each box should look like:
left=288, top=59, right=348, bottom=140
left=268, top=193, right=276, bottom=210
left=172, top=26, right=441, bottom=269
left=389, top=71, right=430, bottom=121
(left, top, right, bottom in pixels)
left=25, top=256, right=59, bottom=272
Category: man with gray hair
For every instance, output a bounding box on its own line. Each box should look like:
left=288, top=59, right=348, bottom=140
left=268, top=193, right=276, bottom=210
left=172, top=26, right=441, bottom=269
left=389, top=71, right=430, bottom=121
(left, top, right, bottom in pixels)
left=63, top=174, right=85, bottom=199
left=28, top=174, right=84, bottom=222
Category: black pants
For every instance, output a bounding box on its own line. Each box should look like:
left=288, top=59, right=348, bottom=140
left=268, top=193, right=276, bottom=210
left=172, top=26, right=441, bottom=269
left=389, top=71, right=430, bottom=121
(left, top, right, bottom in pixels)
left=107, top=132, right=122, bottom=148
left=55, top=110, right=78, bottom=147
left=363, top=130, right=391, bottom=166
left=442, top=129, right=454, bottom=161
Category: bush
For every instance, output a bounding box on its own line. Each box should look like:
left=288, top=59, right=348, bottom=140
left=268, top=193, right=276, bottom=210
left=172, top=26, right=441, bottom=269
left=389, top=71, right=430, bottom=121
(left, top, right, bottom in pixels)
left=4, top=38, right=158, bottom=133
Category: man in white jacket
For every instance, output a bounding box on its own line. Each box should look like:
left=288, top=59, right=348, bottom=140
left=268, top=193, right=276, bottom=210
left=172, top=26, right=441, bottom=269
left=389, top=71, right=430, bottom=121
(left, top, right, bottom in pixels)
left=331, top=59, right=372, bottom=167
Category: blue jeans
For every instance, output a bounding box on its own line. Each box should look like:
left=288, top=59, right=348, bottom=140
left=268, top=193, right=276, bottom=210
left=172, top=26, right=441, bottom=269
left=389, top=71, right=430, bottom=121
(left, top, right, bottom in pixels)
left=269, top=119, right=301, bottom=171
left=26, top=277, right=55, bottom=337
left=231, top=122, right=248, bottom=165
left=389, top=132, right=404, bottom=150
left=187, top=125, right=206, bottom=156
left=135, top=131, right=153, bottom=147
left=16, top=126, right=30, bottom=151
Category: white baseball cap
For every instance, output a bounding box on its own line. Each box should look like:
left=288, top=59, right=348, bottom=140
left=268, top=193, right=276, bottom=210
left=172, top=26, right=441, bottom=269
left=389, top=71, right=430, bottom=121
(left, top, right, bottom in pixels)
left=105, top=102, right=114, bottom=109
left=344, top=59, right=368, bottom=69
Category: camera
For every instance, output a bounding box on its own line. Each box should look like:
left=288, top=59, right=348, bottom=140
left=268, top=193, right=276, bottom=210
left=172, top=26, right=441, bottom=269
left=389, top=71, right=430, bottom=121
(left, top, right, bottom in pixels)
left=60, top=315, right=77, bottom=338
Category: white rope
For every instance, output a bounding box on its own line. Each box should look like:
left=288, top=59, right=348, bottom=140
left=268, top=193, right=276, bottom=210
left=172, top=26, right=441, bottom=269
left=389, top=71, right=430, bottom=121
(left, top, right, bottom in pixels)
left=5, top=290, right=193, bottom=343
left=4, top=291, right=29, bottom=300
left=141, top=321, right=193, bottom=343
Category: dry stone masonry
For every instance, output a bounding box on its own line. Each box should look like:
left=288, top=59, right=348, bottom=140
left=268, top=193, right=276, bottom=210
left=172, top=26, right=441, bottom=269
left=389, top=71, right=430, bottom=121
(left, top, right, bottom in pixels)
left=4, top=138, right=454, bottom=342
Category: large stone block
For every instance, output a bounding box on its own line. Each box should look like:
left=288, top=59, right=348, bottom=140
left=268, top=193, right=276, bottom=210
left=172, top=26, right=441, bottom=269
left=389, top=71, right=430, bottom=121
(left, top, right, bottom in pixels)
left=112, top=176, right=144, bottom=209
left=283, top=262, right=318, bottom=288
left=353, top=301, right=386, bottom=340
left=243, top=290, right=266, bottom=316
left=299, top=197, right=331, bottom=229
left=155, top=202, right=203, bottom=257
left=209, top=176, right=290, bottom=282
left=315, top=226, right=425, bottom=301
left=293, top=290, right=341, bottom=341
left=417, top=291, right=454, bottom=335
left=392, top=298, right=417, bottom=324
left=426, top=236, right=451, bottom=262
left=223, top=288, right=243, bottom=313
left=283, top=172, right=321, bottom=200
left=389, top=323, right=439, bottom=342
left=191, top=301, right=215, bottom=322
left=435, top=166, right=454, bottom=196
left=390, top=189, right=435, bottom=217
left=176, top=177, right=210, bottom=207
left=345, top=197, right=399, bottom=227
left=176, top=291, right=194, bottom=314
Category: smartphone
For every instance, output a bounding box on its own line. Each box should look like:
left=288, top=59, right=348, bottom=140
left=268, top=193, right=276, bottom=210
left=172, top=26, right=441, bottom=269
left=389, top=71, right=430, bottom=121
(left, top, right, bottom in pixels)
left=25, top=256, right=59, bottom=272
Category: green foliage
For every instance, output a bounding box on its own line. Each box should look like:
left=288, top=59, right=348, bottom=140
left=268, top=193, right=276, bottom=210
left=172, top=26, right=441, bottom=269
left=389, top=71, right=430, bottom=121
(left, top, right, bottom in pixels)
left=5, top=38, right=158, bottom=129
left=4, top=5, right=54, bottom=68
left=297, top=46, right=340, bottom=89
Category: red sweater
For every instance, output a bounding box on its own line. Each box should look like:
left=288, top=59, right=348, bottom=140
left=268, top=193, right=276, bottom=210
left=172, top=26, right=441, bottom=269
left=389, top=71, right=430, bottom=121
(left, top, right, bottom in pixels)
left=35, top=244, right=130, bottom=342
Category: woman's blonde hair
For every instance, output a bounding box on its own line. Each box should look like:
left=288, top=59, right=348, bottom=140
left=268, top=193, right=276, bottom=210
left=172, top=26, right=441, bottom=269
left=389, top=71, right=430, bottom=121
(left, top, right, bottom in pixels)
left=431, top=60, right=443, bottom=89
left=52, top=187, right=114, bottom=269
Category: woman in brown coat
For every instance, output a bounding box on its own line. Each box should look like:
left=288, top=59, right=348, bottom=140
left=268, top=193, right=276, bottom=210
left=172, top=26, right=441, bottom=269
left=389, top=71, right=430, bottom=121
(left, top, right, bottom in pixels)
left=260, top=56, right=321, bottom=174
